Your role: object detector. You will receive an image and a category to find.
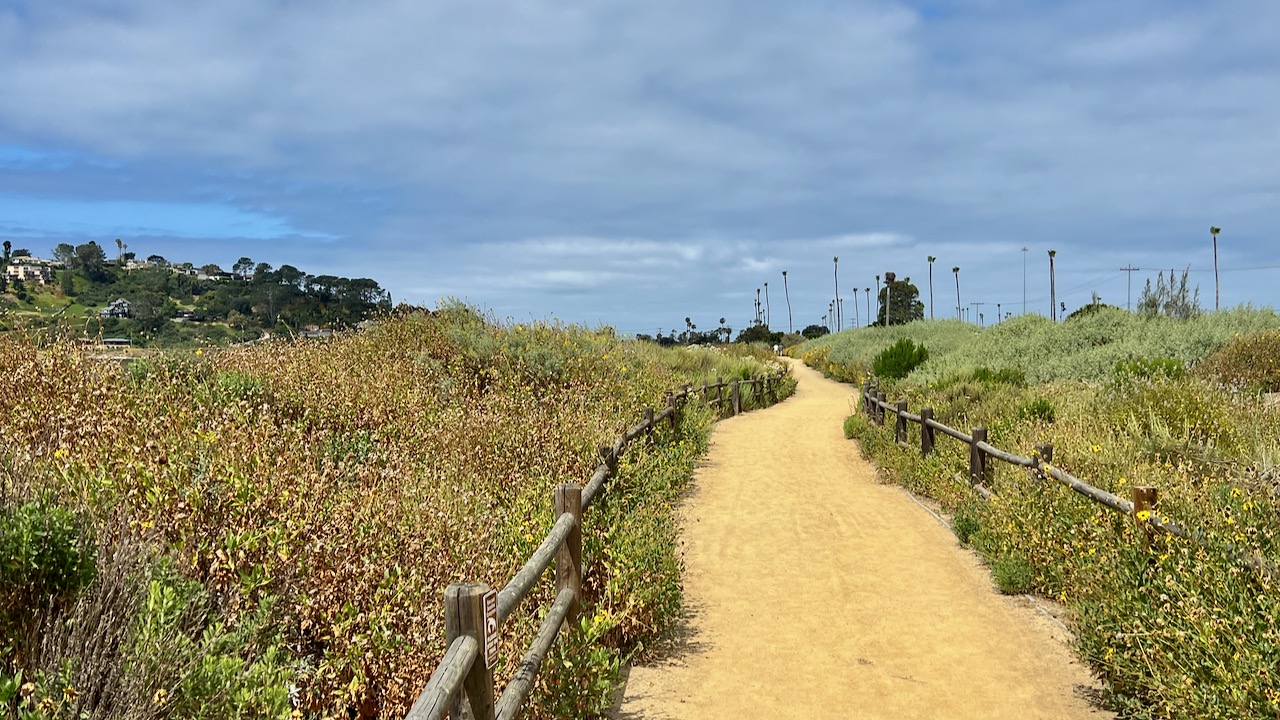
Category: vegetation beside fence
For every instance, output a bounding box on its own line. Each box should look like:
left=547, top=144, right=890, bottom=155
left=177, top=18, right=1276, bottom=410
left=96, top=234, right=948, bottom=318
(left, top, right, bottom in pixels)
left=406, top=373, right=789, bottom=720
left=808, top=313, right=1280, bottom=719
left=0, top=305, right=794, bottom=720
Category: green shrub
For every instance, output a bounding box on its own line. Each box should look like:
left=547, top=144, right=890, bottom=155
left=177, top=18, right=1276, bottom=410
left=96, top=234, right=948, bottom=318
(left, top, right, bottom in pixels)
left=0, top=501, right=96, bottom=607
left=970, top=366, right=1026, bottom=387
left=1018, top=397, right=1056, bottom=424
left=1114, top=356, right=1186, bottom=380
left=843, top=415, right=860, bottom=439
left=951, top=502, right=981, bottom=545
left=991, top=555, right=1034, bottom=594
left=126, top=562, right=294, bottom=720
left=1107, top=374, right=1237, bottom=450
left=1193, top=329, right=1280, bottom=392
left=872, top=338, right=929, bottom=380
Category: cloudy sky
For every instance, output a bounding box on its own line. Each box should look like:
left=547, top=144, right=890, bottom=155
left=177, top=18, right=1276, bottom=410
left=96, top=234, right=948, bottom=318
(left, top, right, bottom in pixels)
left=1, top=0, right=1277, bottom=334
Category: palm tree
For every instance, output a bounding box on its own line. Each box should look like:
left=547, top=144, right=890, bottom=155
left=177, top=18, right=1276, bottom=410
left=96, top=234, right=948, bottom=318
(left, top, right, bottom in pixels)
left=756, top=288, right=762, bottom=325
left=1048, top=250, right=1057, bottom=321
left=781, top=270, right=793, bottom=333
left=952, top=267, right=961, bottom=320
left=1211, top=226, right=1221, bottom=311
left=927, top=256, right=936, bottom=319
left=883, top=271, right=896, bottom=326
left=115, top=238, right=123, bottom=265
left=764, top=282, right=771, bottom=328
left=864, top=288, right=871, bottom=327
left=833, top=257, right=841, bottom=331
left=852, top=287, right=860, bottom=327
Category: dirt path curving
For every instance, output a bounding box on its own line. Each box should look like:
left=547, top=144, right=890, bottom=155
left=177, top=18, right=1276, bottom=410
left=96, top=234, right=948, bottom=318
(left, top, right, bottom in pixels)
left=615, top=360, right=1111, bottom=720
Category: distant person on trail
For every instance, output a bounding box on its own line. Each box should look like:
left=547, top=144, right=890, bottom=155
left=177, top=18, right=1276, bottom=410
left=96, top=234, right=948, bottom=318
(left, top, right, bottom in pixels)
left=773, top=344, right=782, bottom=355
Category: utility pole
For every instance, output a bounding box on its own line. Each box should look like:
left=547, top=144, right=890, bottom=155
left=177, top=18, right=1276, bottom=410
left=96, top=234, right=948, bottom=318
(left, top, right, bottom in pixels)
left=996, top=303, right=1001, bottom=323
left=1021, top=246, right=1028, bottom=314
left=1120, top=265, right=1139, bottom=311
left=1211, top=226, right=1221, bottom=311
left=970, top=302, right=986, bottom=327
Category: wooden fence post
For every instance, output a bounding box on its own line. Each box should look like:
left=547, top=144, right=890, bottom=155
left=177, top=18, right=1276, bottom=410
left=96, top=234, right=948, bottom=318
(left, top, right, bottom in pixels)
left=1034, top=443, right=1053, bottom=482
left=969, top=427, right=988, bottom=486
left=555, top=483, right=583, bottom=624
left=731, top=380, right=741, bottom=415
left=1133, top=486, right=1157, bottom=552
left=666, top=391, right=677, bottom=429
left=895, top=400, right=908, bottom=444
left=716, top=377, right=724, bottom=412
left=875, top=392, right=887, bottom=425
left=444, top=583, right=496, bottom=720
left=702, top=380, right=709, bottom=403
left=920, top=407, right=935, bottom=457
left=643, top=407, right=654, bottom=441
left=599, top=445, right=617, bottom=475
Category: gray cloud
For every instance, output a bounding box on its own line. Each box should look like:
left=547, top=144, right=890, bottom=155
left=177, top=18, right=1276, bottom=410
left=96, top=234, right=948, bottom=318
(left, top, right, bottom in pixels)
left=0, top=0, right=1277, bottom=332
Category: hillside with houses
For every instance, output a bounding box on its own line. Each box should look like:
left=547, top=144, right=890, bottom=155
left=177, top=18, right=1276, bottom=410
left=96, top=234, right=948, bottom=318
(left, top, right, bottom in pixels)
left=0, top=239, right=393, bottom=346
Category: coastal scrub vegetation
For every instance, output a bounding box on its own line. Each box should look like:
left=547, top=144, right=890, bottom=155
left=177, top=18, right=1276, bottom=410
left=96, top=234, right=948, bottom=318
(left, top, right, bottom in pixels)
left=0, top=304, right=793, bottom=719
left=808, top=308, right=1280, bottom=719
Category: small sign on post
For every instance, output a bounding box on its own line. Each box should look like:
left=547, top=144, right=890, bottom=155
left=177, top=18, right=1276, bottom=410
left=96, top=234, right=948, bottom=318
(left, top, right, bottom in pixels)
left=482, top=589, right=499, bottom=669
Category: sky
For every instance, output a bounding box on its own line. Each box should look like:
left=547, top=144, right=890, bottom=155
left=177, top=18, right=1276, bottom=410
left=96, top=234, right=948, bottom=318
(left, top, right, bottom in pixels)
left=1, top=0, right=1277, bottom=335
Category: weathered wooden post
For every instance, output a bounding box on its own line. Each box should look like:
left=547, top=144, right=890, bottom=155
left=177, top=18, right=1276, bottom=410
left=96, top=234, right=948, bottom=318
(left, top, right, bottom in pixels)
left=969, top=427, right=988, bottom=486
left=599, top=445, right=617, bottom=475
left=1133, top=485, right=1157, bottom=552
left=875, top=391, right=887, bottom=425
left=920, top=407, right=935, bottom=457
left=701, top=380, right=709, bottom=403
left=555, top=483, right=583, bottom=624
left=731, top=380, right=741, bottom=415
left=666, top=391, right=677, bottom=429
left=444, top=583, right=496, bottom=720
left=716, top=377, right=724, bottom=412
left=862, top=379, right=873, bottom=417
left=895, top=400, right=908, bottom=444
left=1034, top=442, right=1053, bottom=482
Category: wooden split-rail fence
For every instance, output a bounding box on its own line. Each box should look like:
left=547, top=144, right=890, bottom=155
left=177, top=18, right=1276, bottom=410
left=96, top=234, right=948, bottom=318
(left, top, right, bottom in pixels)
left=860, top=378, right=1275, bottom=579
left=406, top=373, right=787, bottom=720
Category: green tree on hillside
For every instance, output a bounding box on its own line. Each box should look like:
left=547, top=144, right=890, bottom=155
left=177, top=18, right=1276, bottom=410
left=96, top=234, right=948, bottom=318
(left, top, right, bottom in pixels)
left=1138, top=268, right=1201, bottom=319
left=53, top=243, right=76, bottom=267
left=75, top=242, right=109, bottom=281
left=876, top=274, right=924, bottom=326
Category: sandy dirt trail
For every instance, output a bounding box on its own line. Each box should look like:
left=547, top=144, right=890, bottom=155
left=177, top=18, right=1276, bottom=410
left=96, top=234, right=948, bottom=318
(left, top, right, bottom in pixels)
left=616, top=360, right=1110, bottom=720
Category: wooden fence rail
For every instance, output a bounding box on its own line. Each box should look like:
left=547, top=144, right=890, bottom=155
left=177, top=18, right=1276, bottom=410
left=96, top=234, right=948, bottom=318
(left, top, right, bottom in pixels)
left=858, top=378, right=1276, bottom=581
left=405, top=372, right=787, bottom=720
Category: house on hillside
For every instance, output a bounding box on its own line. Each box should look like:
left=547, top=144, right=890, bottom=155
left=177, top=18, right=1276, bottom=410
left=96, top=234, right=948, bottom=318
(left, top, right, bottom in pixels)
left=4, top=262, right=52, bottom=285
left=99, top=298, right=132, bottom=319
left=6, top=256, right=62, bottom=284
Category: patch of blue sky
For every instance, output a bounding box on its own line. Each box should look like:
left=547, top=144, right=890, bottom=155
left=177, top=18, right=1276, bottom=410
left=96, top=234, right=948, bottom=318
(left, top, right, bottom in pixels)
left=0, top=194, right=335, bottom=241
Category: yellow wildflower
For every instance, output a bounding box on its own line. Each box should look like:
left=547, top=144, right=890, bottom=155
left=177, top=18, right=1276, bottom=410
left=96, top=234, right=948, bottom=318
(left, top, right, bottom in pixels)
left=1136, top=510, right=1151, bottom=522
